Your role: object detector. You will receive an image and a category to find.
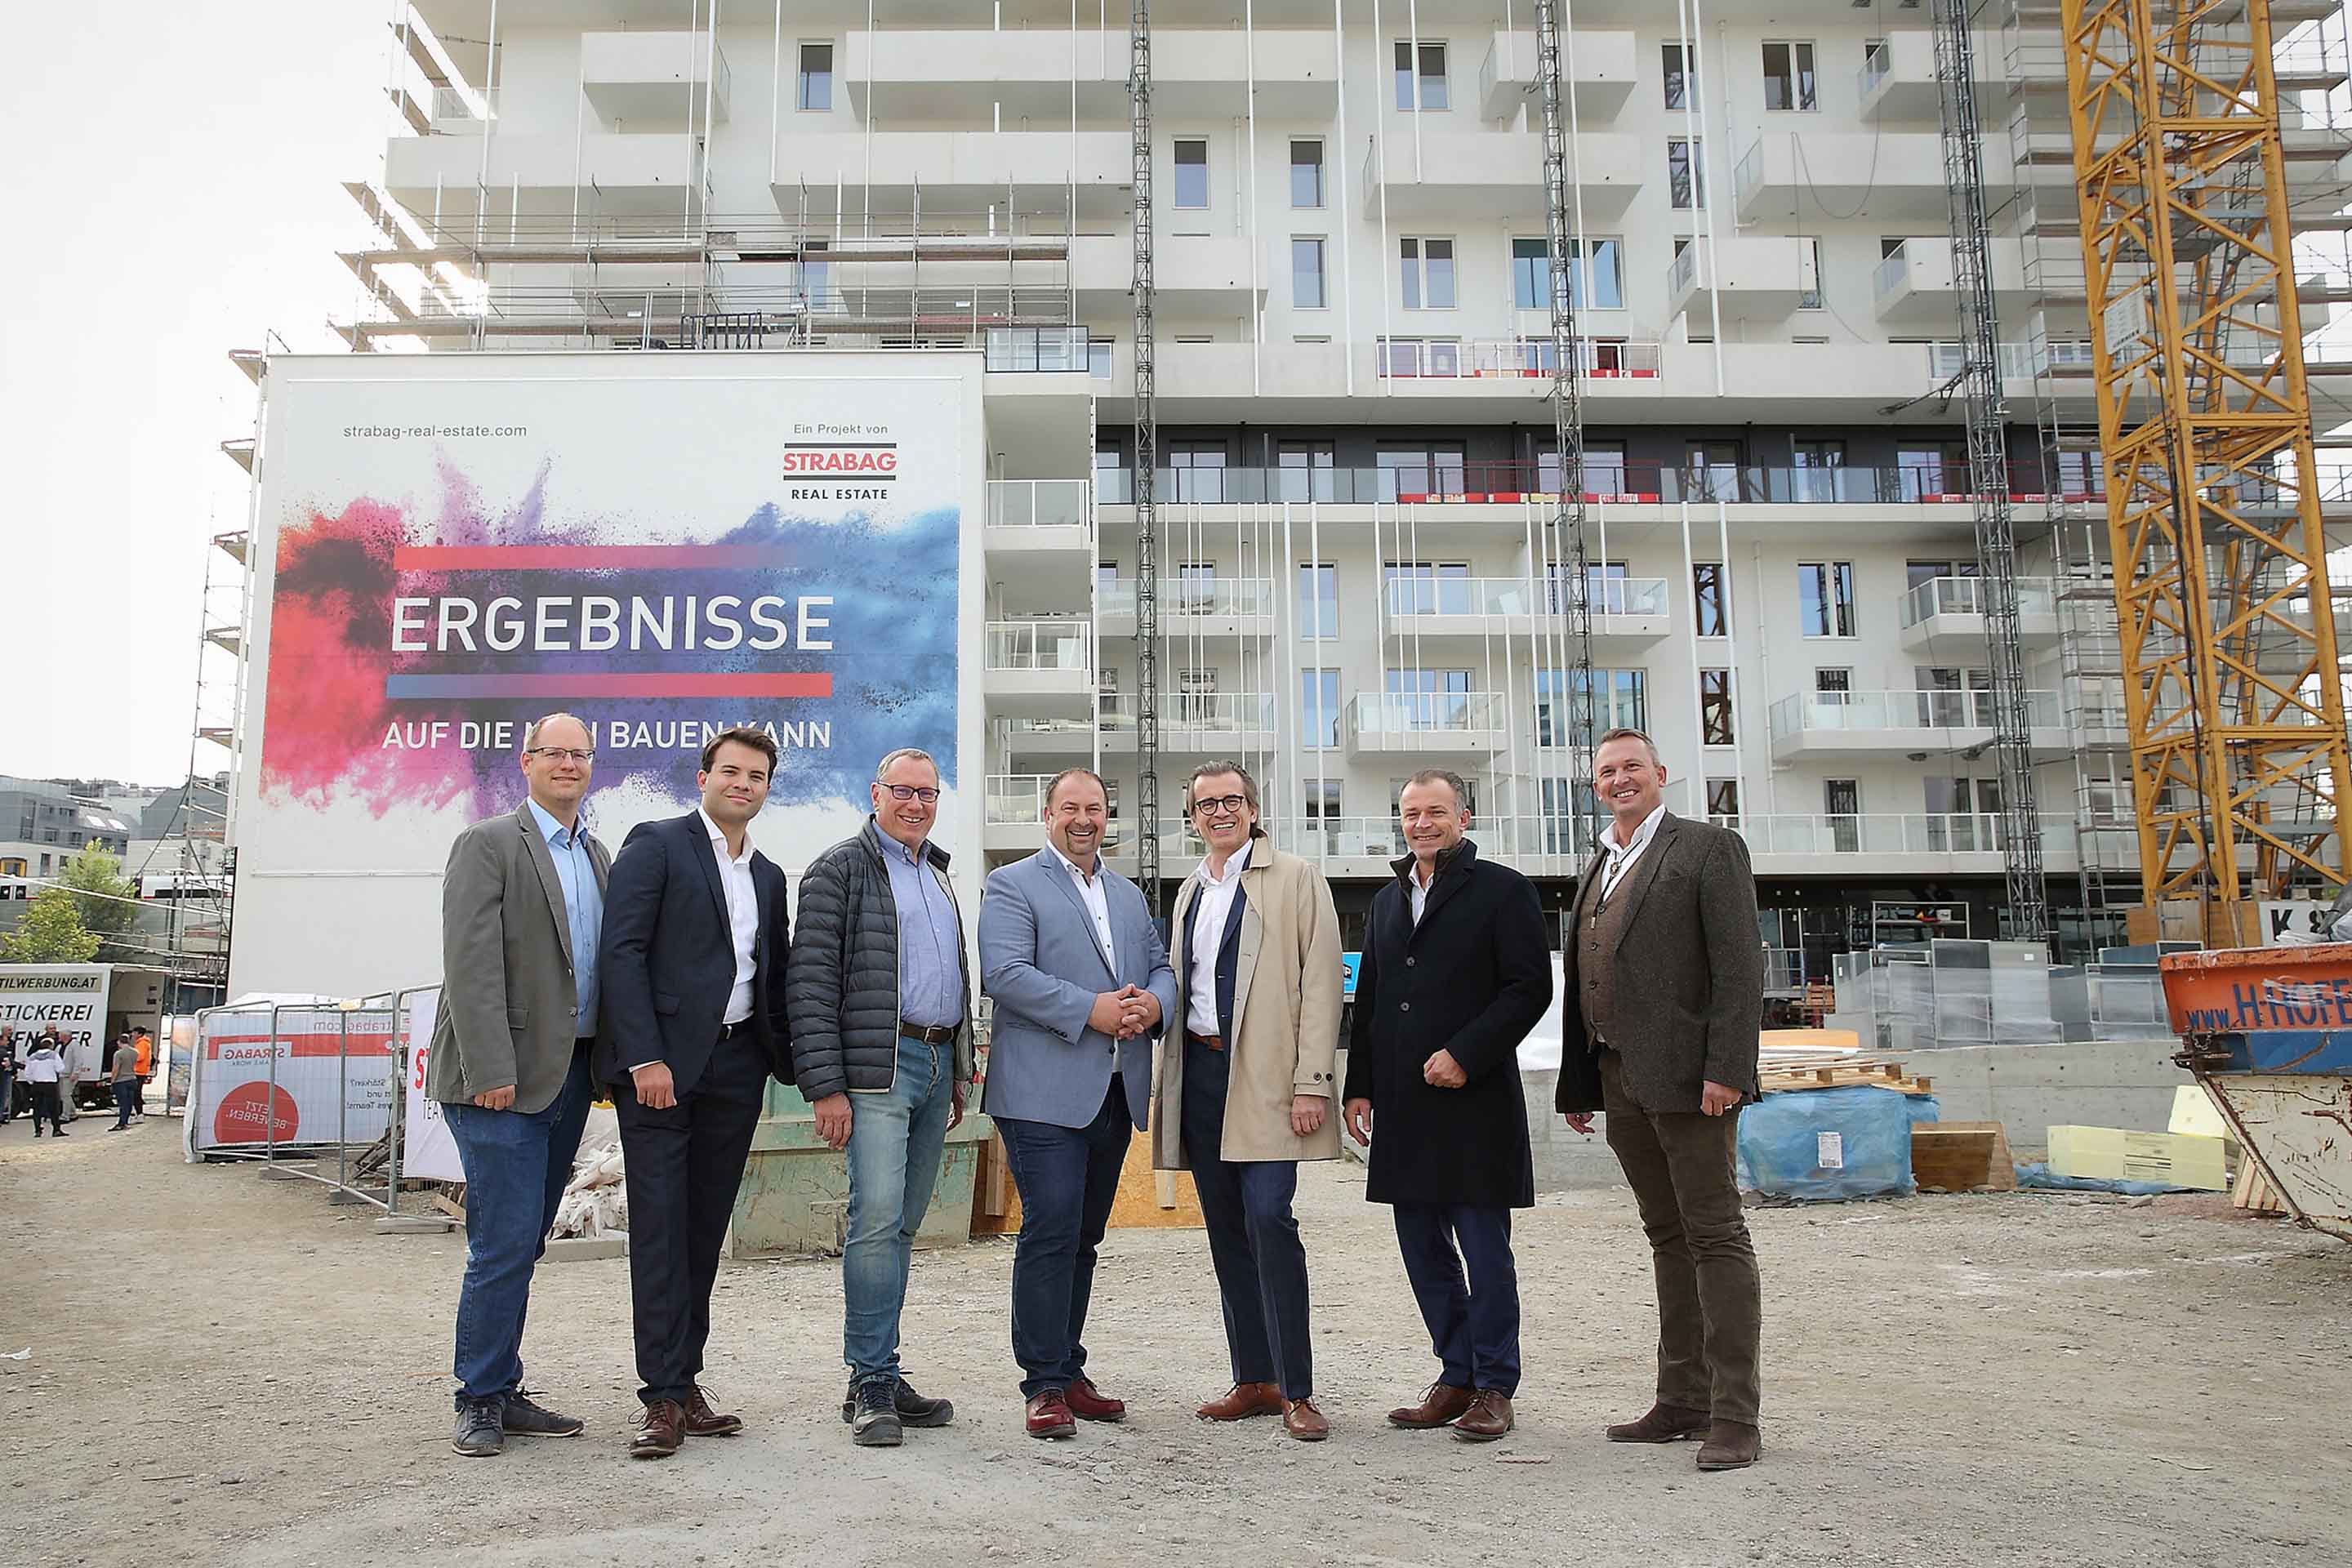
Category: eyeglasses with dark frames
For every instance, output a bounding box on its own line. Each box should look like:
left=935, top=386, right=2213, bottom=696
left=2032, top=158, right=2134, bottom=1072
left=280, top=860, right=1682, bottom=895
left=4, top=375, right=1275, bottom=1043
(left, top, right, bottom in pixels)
left=882, top=783, right=942, bottom=803
left=1191, top=793, right=1251, bottom=817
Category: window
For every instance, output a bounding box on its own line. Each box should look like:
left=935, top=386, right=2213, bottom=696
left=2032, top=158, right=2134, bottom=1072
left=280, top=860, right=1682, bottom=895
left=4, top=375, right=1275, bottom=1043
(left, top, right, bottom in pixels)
left=2058, top=448, right=2106, bottom=497
left=1395, top=40, right=1449, bottom=111
left=800, top=238, right=831, bottom=307
left=1384, top=561, right=1472, bottom=616
left=1387, top=668, right=1474, bottom=730
left=1291, top=238, right=1327, bottom=309
left=1826, top=779, right=1861, bottom=853
left=1685, top=439, right=1741, bottom=501
left=1815, top=667, right=1851, bottom=694
left=1177, top=665, right=1219, bottom=723
left=1088, top=337, right=1113, bottom=379
left=1762, top=42, right=1818, bottom=111
left=1900, top=442, right=1968, bottom=499
left=1791, top=438, right=1844, bottom=501
left=1280, top=442, right=1337, bottom=503
left=1693, top=562, right=1730, bottom=637
left=1700, top=669, right=1736, bottom=745
left=1097, top=561, right=1120, bottom=603
left=1175, top=562, right=1218, bottom=612
left=797, top=42, right=834, bottom=111
left=1906, top=558, right=1978, bottom=589
left=1513, top=236, right=1622, bottom=311
left=1798, top=237, right=1823, bottom=310
left=1379, top=442, right=1467, bottom=500
left=1799, top=562, right=1857, bottom=637
left=1302, top=669, right=1342, bottom=750
left=1304, top=779, right=1343, bottom=850
left=1538, top=667, right=1646, bottom=742
left=1706, top=778, right=1741, bottom=822
left=1401, top=238, right=1456, bottom=310
left=1663, top=42, right=1690, bottom=109
left=1298, top=562, right=1339, bottom=636
left=1668, top=138, right=1704, bottom=210
left=1290, top=140, right=1325, bottom=207
left=1378, top=336, right=1462, bottom=376
left=1169, top=441, right=1227, bottom=503
left=1174, top=139, right=1209, bottom=209
left=1094, top=440, right=1128, bottom=503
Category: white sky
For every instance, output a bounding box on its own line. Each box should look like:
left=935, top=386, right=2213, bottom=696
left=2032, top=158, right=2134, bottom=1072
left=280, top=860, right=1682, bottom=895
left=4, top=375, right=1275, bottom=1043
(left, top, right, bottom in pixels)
left=0, top=6, right=387, bottom=786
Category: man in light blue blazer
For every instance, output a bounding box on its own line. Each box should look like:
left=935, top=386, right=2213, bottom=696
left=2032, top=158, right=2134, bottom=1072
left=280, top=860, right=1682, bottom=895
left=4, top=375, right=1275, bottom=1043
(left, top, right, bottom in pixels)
left=979, top=767, right=1179, bottom=1440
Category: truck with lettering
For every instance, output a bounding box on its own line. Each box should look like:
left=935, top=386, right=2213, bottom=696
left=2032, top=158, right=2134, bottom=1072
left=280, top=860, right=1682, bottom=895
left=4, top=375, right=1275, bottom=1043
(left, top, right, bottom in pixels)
left=0, top=964, right=169, bottom=1107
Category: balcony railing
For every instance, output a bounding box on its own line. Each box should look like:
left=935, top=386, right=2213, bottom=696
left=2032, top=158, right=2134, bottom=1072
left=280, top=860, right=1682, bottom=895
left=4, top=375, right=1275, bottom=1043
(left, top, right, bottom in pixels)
left=1381, top=575, right=1669, bottom=618
left=984, top=619, right=1090, bottom=671
left=1091, top=692, right=1274, bottom=733
left=1374, top=336, right=1663, bottom=380
left=1348, top=690, right=1508, bottom=734
left=1873, top=243, right=1913, bottom=299
left=1098, top=578, right=1274, bottom=617
left=1859, top=42, right=1892, bottom=104
left=985, top=325, right=1092, bottom=372
left=986, top=478, right=1092, bottom=529
left=986, top=773, right=1058, bottom=824
left=1924, top=339, right=2094, bottom=380
left=1768, top=688, right=2061, bottom=737
left=1899, top=575, right=2059, bottom=626
left=1095, top=459, right=2106, bottom=507
left=1731, top=813, right=2080, bottom=857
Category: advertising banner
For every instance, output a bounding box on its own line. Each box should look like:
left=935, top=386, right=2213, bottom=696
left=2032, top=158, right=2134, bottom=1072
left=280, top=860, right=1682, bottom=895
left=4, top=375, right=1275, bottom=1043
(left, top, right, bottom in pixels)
left=189, top=1007, right=398, bottom=1154
left=0, top=968, right=105, bottom=1057
left=396, top=988, right=466, bottom=1183
left=232, top=355, right=979, bottom=997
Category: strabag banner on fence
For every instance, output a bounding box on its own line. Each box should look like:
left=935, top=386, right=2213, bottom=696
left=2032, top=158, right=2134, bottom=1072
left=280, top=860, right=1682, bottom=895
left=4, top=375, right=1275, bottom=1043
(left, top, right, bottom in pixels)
left=189, top=1007, right=398, bottom=1154
left=398, top=988, right=466, bottom=1183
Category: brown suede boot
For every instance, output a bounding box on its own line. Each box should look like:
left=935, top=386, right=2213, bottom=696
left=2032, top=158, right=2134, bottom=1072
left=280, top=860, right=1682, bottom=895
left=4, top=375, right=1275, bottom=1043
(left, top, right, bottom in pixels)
left=1695, top=1419, right=1762, bottom=1471
left=1451, top=1390, right=1515, bottom=1443
left=1386, top=1381, right=1477, bottom=1429
left=1606, top=1402, right=1712, bottom=1443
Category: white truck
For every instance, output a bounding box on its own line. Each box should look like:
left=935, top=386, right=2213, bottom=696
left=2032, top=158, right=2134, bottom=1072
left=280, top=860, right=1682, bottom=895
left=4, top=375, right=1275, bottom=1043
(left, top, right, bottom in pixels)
left=0, top=964, right=169, bottom=1108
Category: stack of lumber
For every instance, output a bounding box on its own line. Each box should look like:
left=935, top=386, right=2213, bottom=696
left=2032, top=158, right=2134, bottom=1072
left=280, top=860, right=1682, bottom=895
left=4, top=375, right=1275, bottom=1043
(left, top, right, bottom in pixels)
left=1757, top=1058, right=1936, bottom=1097
left=2230, top=1158, right=2290, bottom=1215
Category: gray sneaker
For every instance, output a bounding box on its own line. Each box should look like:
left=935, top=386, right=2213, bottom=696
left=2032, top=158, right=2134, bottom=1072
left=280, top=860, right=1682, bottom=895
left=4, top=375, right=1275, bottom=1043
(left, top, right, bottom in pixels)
left=849, top=1378, right=903, bottom=1447
left=501, top=1388, right=584, bottom=1437
left=452, top=1396, right=505, bottom=1457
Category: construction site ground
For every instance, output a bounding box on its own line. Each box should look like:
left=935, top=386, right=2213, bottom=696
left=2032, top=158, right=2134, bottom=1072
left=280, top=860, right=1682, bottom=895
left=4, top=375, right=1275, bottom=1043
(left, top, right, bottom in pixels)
left=7, top=1122, right=2348, bottom=1568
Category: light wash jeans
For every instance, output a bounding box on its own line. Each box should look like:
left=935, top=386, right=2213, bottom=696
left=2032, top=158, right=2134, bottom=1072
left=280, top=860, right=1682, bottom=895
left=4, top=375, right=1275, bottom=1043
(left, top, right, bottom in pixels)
left=841, top=1032, right=956, bottom=1387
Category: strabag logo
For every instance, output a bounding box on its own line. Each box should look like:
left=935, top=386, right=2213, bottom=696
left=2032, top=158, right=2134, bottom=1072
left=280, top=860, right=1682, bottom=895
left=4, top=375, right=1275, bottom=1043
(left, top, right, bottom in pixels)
left=780, top=443, right=898, bottom=479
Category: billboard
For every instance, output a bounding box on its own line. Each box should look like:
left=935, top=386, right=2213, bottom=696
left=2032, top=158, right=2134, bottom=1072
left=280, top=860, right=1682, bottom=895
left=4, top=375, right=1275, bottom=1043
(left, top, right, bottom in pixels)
left=233, top=355, right=983, bottom=997
left=188, top=1006, right=398, bottom=1155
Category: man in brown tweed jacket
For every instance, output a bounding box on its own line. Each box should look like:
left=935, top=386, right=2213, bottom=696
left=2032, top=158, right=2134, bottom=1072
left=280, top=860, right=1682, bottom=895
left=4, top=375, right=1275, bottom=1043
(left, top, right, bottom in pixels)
left=1555, top=727, right=1765, bottom=1472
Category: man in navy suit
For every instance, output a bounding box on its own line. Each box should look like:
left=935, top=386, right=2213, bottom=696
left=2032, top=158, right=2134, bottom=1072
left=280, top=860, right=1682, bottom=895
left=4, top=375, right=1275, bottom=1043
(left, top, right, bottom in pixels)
left=598, top=726, right=794, bottom=1459
left=978, top=768, right=1178, bottom=1439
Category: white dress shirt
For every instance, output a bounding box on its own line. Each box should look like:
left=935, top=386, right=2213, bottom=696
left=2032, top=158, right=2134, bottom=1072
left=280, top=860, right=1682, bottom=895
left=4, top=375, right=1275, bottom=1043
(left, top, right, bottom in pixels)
left=1185, top=838, right=1253, bottom=1036
left=1409, top=858, right=1435, bottom=926
left=1595, top=800, right=1669, bottom=907
left=1051, top=844, right=1118, bottom=973
left=702, top=808, right=759, bottom=1026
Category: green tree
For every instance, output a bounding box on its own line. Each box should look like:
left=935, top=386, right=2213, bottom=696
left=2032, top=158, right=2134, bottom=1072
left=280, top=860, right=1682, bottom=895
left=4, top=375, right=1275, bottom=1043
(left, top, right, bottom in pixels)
left=0, top=886, right=101, bottom=963
left=56, top=842, right=139, bottom=954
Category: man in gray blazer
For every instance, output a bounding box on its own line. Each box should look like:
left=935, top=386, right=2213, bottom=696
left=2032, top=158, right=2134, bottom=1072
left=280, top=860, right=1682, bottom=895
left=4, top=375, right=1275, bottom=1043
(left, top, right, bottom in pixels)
left=978, top=768, right=1178, bottom=1440
left=1556, top=727, right=1766, bottom=1472
left=426, top=713, right=609, bottom=1458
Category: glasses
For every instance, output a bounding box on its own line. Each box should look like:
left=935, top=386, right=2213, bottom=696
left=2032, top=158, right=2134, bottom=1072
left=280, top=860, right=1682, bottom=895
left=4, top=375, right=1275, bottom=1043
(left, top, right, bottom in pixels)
left=526, top=747, right=595, bottom=764
left=1192, top=793, right=1250, bottom=818
left=882, top=784, right=942, bottom=803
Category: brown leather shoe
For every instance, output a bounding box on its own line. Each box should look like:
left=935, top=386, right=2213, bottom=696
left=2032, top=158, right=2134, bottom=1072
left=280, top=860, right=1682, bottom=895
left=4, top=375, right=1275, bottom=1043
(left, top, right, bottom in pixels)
left=1196, top=1382, right=1285, bottom=1422
left=1606, top=1401, right=1711, bottom=1443
left=1386, top=1381, right=1476, bottom=1429
left=1025, top=1389, right=1077, bottom=1440
left=1064, top=1376, right=1126, bottom=1423
left=683, top=1384, right=742, bottom=1437
left=630, top=1399, right=686, bottom=1459
left=1695, top=1419, right=1762, bottom=1471
left=1452, top=1390, right=1515, bottom=1443
left=1283, top=1397, right=1330, bottom=1442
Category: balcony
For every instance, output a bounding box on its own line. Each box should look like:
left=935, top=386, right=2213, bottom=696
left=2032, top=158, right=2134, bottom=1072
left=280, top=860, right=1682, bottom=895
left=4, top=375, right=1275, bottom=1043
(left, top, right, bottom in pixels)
left=1477, top=29, right=1637, bottom=122
left=984, top=774, right=1057, bottom=853
left=1666, top=236, right=1819, bottom=331
left=1096, top=578, right=1276, bottom=639
left=1855, top=33, right=2000, bottom=122
left=1735, top=134, right=1993, bottom=225
left=1380, top=575, right=1671, bottom=644
left=581, top=30, right=732, bottom=125
left=1767, top=688, right=2066, bottom=762
left=1363, top=132, right=1640, bottom=220
left=1373, top=336, right=1662, bottom=383
left=385, top=132, right=700, bottom=217
left=1899, top=577, right=2064, bottom=651
left=984, top=479, right=1093, bottom=599
left=1136, top=693, right=1279, bottom=755
left=771, top=131, right=1129, bottom=213
left=1731, top=813, right=2082, bottom=873
left=1075, top=233, right=1263, bottom=311
left=1344, top=692, right=1510, bottom=757
left=983, top=619, right=1092, bottom=713
left=842, top=28, right=1336, bottom=121
left=1872, top=238, right=2031, bottom=329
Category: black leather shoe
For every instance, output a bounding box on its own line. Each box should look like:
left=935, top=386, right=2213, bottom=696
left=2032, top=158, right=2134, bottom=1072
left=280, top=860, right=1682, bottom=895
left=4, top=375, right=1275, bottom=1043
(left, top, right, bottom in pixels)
left=839, top=1376, right=954, bottom=1428
left=501, top=1388, right=584, bottom=1437
left=850, top=1378, right=903, bottom=1447
left=451, top=1397, right=505, bottom=1457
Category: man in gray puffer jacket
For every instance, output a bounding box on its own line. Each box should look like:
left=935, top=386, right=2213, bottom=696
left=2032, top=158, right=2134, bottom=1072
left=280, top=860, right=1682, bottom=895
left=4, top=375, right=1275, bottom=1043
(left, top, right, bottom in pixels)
left=789, top=747, right=977, bottom=1446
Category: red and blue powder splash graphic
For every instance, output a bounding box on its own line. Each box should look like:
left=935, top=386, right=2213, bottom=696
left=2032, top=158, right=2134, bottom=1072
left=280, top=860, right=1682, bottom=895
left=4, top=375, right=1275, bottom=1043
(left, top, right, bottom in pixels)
left=260, top=462, right=956, bottom=821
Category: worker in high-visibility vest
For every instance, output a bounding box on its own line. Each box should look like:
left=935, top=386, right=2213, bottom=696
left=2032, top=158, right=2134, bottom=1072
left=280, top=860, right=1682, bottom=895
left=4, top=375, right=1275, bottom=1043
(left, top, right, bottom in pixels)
left=133, top=1029, right=154, bottom=1118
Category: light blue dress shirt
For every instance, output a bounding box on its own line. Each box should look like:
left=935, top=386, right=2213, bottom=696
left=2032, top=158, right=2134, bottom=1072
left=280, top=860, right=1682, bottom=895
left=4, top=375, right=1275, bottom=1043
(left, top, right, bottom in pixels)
left=870, top=820, right=963, bottom=1031
left=527, top=799, right=603, bottom=1036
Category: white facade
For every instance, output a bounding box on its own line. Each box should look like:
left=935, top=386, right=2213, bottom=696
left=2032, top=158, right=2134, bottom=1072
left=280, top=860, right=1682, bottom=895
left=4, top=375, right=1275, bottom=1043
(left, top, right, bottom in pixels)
left=347, top=0, right=2352, bottom=972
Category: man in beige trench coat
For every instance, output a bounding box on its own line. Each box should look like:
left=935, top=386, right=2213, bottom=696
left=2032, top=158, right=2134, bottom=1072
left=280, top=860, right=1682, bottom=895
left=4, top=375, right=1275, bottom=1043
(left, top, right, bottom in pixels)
left=1153, top=760, right=1344, bottom=1441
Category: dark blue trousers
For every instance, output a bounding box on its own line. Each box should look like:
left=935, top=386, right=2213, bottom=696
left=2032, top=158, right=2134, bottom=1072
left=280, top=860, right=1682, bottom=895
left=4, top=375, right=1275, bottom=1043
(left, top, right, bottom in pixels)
left=1183, top=1038, right=1313, bottom=1399
left=1392, top=1202, right=1521, bottom=1395
left=997, top=1080, right=1132, bottom=1398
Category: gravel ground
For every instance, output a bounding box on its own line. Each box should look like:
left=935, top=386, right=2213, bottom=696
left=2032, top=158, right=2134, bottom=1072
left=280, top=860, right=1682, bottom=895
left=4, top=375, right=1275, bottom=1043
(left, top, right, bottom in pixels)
left=5, top=1116, right=2350, bottom=1568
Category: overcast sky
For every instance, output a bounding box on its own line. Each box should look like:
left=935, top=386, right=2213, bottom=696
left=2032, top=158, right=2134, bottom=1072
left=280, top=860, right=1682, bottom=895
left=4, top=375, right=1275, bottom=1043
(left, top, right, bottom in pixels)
left=1, top=7, right=386, bottom=786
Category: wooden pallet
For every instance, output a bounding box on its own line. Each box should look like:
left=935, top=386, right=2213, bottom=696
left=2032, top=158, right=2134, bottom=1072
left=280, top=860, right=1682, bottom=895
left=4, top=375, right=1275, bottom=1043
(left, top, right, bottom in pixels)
left=2231, top=1156, right=2290, bottom=1216
left=1759, top=1061, right=1934, bottom=1096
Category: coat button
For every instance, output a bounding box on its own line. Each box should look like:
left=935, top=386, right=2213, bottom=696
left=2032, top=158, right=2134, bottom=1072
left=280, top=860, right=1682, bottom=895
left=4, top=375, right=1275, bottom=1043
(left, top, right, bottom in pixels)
left=1405, top=956, right=1416, bottom=967
left=1587, top=979, right=1598, bottom=990
left=1399, top=1002, right=1410, bottom=1013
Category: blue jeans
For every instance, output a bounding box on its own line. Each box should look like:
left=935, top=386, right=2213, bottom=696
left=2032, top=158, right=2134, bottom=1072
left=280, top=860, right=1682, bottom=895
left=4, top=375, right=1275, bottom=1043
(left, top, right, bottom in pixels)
left=996, top=1080, right=1133, bottom=1398
left=440, top=1044, right=594, bottom=1404
left=112, top=1080, right=139, bottom=1129
left=1393, top=1203, right=1521, bottom=1396
left=842, top=1033, right=956, bottom=1386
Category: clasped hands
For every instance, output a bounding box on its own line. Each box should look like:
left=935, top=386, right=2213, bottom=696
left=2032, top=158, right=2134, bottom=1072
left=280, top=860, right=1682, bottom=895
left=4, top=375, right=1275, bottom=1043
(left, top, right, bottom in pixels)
left=1087, top=983, right=1161, bottom=1040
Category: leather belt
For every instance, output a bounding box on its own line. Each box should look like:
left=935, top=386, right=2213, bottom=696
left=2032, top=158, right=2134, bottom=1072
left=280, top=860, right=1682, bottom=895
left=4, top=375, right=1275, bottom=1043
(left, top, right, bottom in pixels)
left=902, top=1022, right=959, bottom=1045
left=1187, top=1031, right=1227, bottom=1053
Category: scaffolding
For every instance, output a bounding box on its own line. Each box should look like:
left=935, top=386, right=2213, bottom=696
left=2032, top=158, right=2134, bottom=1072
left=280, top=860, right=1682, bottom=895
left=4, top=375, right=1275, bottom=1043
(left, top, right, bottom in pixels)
left=1130, top=4, right=1161, bottom=907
